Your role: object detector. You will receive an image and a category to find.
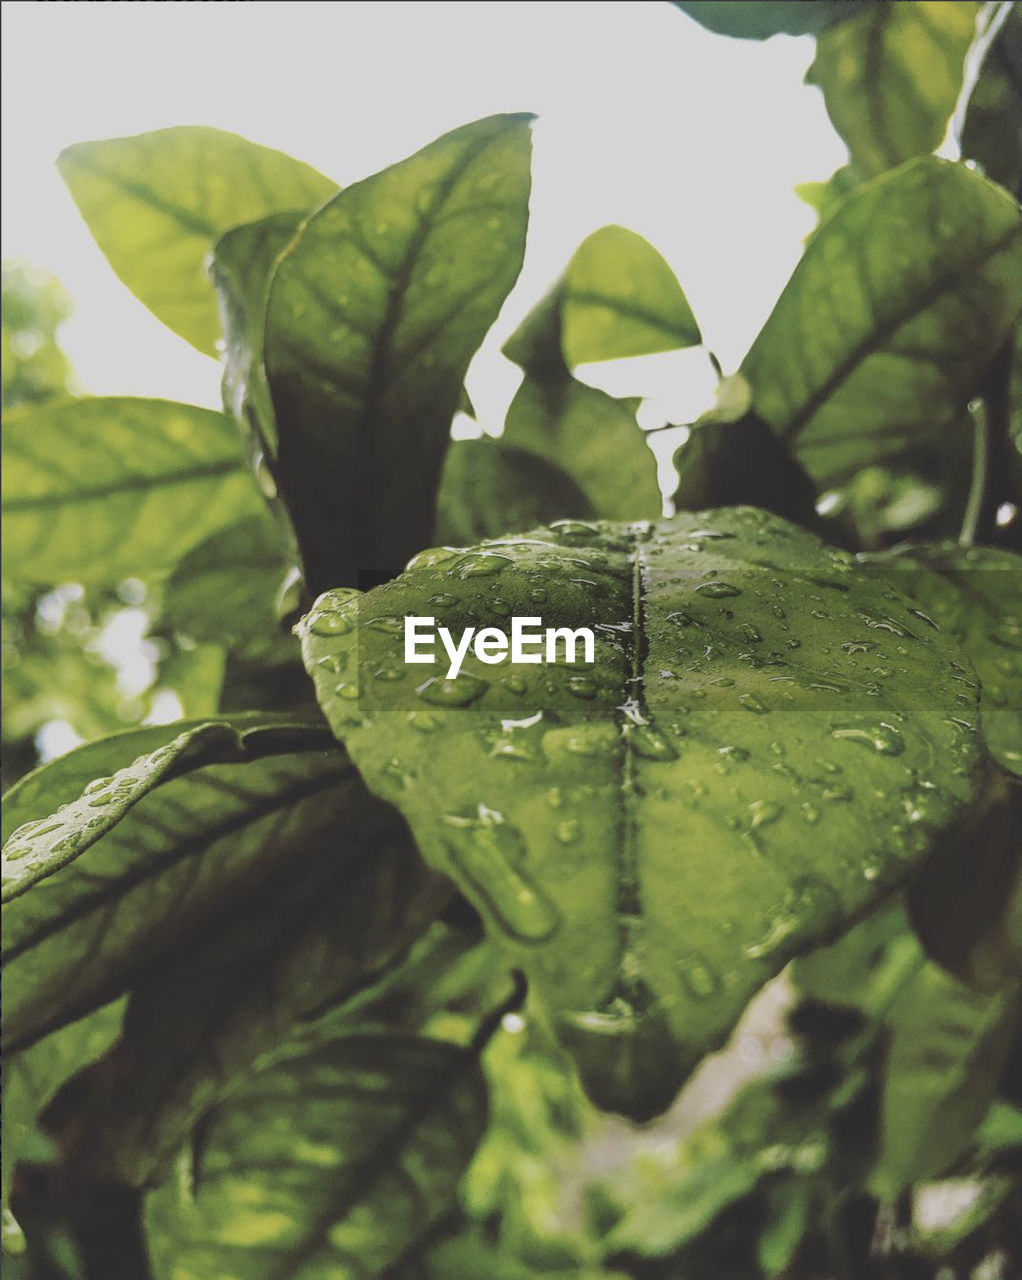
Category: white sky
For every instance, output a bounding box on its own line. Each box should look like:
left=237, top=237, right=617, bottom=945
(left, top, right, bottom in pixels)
left=1, top=0, right=847, bottom=428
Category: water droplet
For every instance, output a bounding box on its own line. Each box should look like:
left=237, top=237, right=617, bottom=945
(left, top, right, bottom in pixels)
left=556, top=819, right=580, bottom=844
left=842, top=640, right=873, bottom=655
left=408, top=711, right=438, bottom=732
left=696, top=581, right=742, bottom=598
left=316, top=652, right=348, bottom=675
left=567, top=675, right=597, bottom=700
left=738, top=693, right=769, bottom=715
left=442, top=808, right=559, bottom=942
left=749, top=800, right=782, bottom=829
left=406, top=546, right=460, bottom=570
left=255, top=454, right=277, bottom=499
left=427, top=593, right=458, bottom=609
left=625, top=722, right=679, bottom=761
left=308, top=608, right=355, bottom=637
left=739, top=624, right=762, bottom=643
left=373, top=665, right=404, bottom=682
left=677, top=953, right=719, bottom=1000
left=549, top=520, right=602, bottom=545
left=417, top=674, right=489, bottom=706
left=831, top=723, right=905, bottom=756
left=452, top=552, right=513, bottom=579
left=800, top=802, right=820, bottom=824
left=333, top=681, right=359, bottom=701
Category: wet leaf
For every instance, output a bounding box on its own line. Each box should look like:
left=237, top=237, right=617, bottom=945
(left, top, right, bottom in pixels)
left=863, top=543, right=1022, bottom=775
left=1, top=715, right=357, bottom=1049
left=299, top=508, right=983, bottom=1119
left=264, top=114, right=533, bottom=593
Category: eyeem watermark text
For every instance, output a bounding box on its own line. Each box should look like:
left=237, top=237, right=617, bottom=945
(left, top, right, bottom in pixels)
left=405, top=616, right=596, bottom=679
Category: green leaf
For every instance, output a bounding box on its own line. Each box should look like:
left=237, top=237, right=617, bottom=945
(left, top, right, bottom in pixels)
left=863, top=543, right=1022, bottom=775
left=501, top=380, right=661, bottom=521
left=263, top=114, right=533, bottom=594
left=807, top=3, right=980, bottom=177
left=2, top=714, right=350, bottom=1050
left=672, top=410, right=819, bottom=527
left=298, top=508, right=983, bottom=1119
left=50, top=790, right=449, bottom=1186
left=500, top=225, right=695, bottom=522
left=673, top=1, right=859, bottom=40
left=210, top=210, right=306, bottom=455
left=792, top=905, right=1018, bottom=1196
left=605, top=1068, right=826, bottom=1262
left=435, top=439, right=595, bottom=544
left=872, top=959, right=1017, bottom=1197
left=2, top=1001, right=124, bottom=1241
left=741, top=158, right=1022, bottom=489
left=58, top=127, right=336, bottom=356
left=960, top=4, right=1022, bottom=196
left=908, top=767, right=1022, bottom=989
left=504, top=225, right=700, bottom=375
left=163, top=515, right=295, bottom=664
left=1, top=397, right=263, bottom=584
left=144, top=1033, right=487, bottom=1280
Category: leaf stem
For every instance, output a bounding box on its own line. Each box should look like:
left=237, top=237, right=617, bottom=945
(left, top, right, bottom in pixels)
left=961, top=339, right=1013, bottom=546
left=470, top=969, right=527, bottom=1053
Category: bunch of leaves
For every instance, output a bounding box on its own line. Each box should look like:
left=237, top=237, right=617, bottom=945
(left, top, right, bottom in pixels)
left=2, top=4, right=1022, bottom=1278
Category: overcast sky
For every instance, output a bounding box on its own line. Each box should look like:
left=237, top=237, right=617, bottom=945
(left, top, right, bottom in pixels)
left=1, top=1, right=846, bottom=426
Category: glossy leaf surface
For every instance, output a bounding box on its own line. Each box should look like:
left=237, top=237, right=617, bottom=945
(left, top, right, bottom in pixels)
left=300, top=508, right=983, bottom=1118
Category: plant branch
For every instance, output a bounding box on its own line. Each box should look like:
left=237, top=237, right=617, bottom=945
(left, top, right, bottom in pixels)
left=960, top=338, right=1013, bottom=546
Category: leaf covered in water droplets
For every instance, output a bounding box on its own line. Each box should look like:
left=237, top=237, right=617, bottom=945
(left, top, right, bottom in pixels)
left=861, top=543, right=1022, bottom=777
left=298, top=508, right=984, bottom=1119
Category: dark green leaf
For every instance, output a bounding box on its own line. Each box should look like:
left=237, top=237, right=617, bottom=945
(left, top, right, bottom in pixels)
left=872, top=957, right=1017, bottom=1196
left=144, top=1033, right=487, bottom=1280
left=264, top=114, right=533, bottom=594
left=211, top=210, right=306, bottom=456
left=299, top=509, right=983, bottom=1119
left=807, top=3, right=980, bottom=177
left=960, top=4, right=1022, bottom=196
left=2, top=715, right=349, bottom=1050
left=52, top=791, right=449, bottom=1185
left=742, top=158, right=1022, bottom=489
left=1, top=397, right=263, bottom=584
left=672, top=408, right=819, bottom=527
left=501, top=379, right=660, bottom=521
left=163, top=515, right=295, bottom=664
left=58, top=127, right=336, bottom=356
left=793, top=905, right=1018, bottom=1196
left=673, top=1, right=860, bottom=40
left=908, top=768, right=1022, bottom=989
left=435, top=438, right=595, bottom=544
left=2, top=1001, right=124, bottom=1238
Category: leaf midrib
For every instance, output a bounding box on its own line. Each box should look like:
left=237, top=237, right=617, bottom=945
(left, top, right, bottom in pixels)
left=61, top=150, right=218, bottom=239
left=2, top=763, right=350, bottom=967
left=3, top=458, right=245, bottom=511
